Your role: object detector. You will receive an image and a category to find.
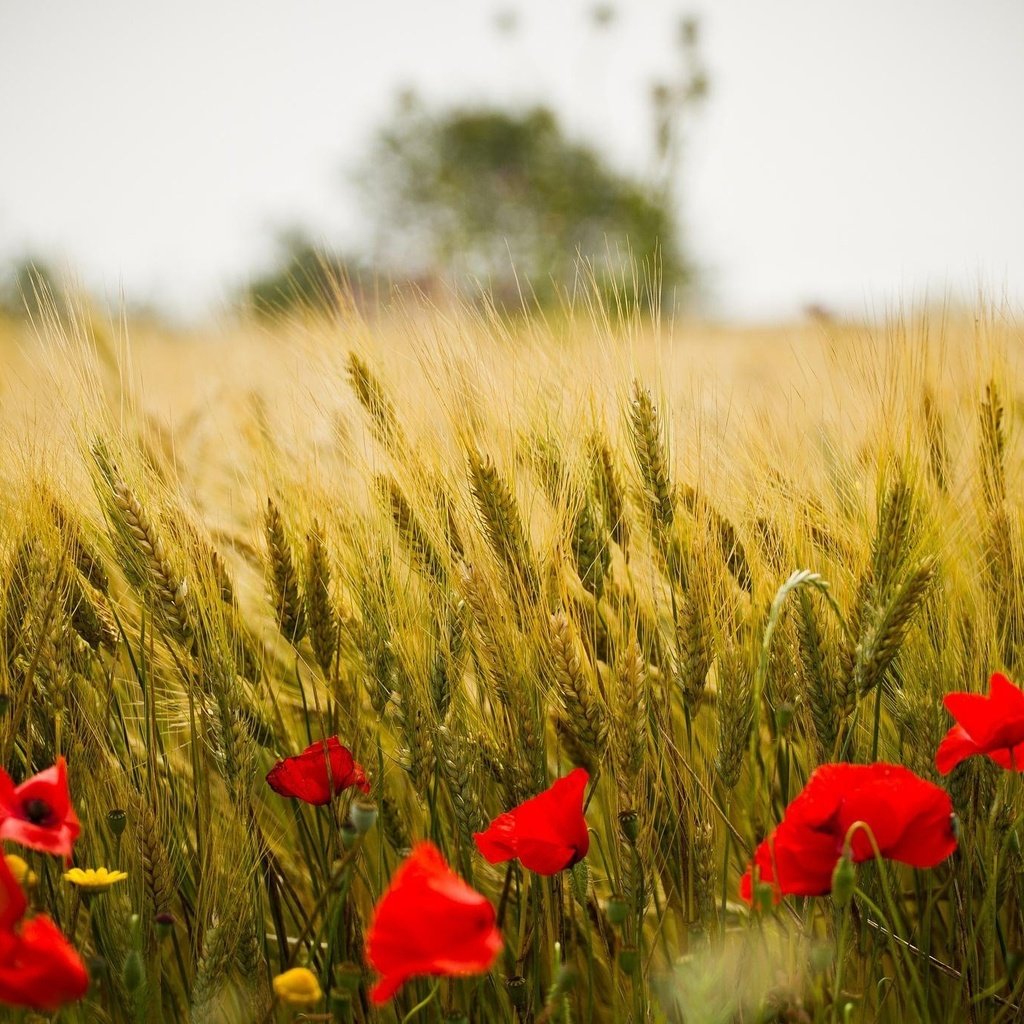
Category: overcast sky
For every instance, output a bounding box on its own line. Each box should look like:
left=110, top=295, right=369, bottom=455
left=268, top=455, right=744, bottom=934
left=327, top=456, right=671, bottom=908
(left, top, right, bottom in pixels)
left=2, top=0, right=1022, bottom=320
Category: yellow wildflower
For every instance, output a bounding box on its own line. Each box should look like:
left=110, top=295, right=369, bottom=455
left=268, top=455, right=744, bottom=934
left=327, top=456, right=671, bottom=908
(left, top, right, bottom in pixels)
left=272, top=967, right=323, bottom=1006
left=5, top=854, right=37, bottom=888
left=63, top=867, right=128, bottom=893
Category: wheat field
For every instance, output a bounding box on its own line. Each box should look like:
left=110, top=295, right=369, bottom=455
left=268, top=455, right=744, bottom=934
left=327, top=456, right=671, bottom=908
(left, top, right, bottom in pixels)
left=1, top=294, right=1022, bottom=1023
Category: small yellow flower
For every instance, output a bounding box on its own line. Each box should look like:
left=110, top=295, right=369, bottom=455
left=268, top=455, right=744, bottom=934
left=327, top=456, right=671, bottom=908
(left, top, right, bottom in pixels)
left=5, top=854, right=37, bottom=889
left=272, top=967, right=323, bottom=1006
left=63, top=867, right=128, bottom=893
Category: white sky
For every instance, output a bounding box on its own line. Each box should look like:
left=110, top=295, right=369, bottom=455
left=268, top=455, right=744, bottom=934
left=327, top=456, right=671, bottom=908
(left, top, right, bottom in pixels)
left=1, top=0, right=1022, bottom=320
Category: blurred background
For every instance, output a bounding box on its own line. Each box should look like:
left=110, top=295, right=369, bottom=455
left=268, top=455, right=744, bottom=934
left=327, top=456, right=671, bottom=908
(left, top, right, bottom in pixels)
left=1, top=0, right=1022, bottom=323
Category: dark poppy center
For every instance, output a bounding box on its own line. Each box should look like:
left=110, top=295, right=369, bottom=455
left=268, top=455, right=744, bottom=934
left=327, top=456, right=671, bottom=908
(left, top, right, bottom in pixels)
left=22, top=797, right=54, bottom=825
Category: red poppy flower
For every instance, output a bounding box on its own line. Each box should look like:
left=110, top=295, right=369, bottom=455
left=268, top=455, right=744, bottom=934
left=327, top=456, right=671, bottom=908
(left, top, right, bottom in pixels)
left=740, top=762, right=956, bottom=903
left=474, top=768, right=590, bottom=875
left=266, top=737, right=370, bottom=805
left=366, top=842, right=502, bottom=1004
left=0, top=853, right=89, bottom=1011
left=936, top=672, right=1024, bottom=774
left=0, top=758, right=80, bottom=859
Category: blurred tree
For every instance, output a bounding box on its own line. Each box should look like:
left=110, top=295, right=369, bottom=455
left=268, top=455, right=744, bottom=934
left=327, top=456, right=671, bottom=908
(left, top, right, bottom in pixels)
left=650, top=16, right=709, bottom=207
left=590, top=3, right=617, bottom=29
left=245, top=10, right=707, bottom=318
left=361, top=100, right=689, bottom=311
left=493, top=8, right=519, bottom=35
left=243, top=231, right=369, bottom=318
left=0, top=257, right=68, bottom=321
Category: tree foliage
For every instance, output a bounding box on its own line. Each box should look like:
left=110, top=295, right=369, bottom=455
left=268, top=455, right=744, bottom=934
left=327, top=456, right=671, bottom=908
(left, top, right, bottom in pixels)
left=363, top=101, right=690, bottom=310
left=0, top=257, right=68, bottom=321
left=243, top=232, right=368, bottom=319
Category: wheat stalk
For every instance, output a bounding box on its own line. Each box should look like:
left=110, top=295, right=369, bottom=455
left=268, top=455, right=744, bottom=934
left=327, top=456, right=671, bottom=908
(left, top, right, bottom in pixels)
left=263, top=498, right=306, bottom=644
left=548, top=611, right=609, bottom=763
left=304, top=520, right=338, bottom=676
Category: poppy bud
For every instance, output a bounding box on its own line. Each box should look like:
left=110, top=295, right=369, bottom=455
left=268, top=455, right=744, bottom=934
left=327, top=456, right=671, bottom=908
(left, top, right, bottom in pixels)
left=551, top=962, right=577, bottom=996
left=753, top=880, right=775, bottom=915
left=350, top=797, right=378, bottom=835
left=334, top=961, right=362, bottom=992
left=329, top=990, right=352, bottom=1020
left=506, top=974, right=529, bottom=1011
left=122, top=949, right=145, bottom=994
left=569, top=860, right=589, bottom=906
left=605, top=893, right=629, bottom=926
left=445, top=1014, right=469, bottom=1024
left=831, top=849, right=856, bottom=909
left=618, top=946, right=640, bottom=975
left=340, top=821, right=360, bottom=849
left=155, top=912, right=176, bottom=940
left=618, top=810, right=639, bottom=845
left=809, top=942, right=833, bottom=974
left=87, top=955, right=107, bottom=983
left=1007, top=949, right=1024, bottom=981
left=107, top=808, right=128, bottom=837
left=775, top=703, right=795, bottom=731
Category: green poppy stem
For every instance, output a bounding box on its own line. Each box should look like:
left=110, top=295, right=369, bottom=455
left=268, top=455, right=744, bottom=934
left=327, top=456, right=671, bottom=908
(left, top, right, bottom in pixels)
left=400, top=980, right=440, bottom=1023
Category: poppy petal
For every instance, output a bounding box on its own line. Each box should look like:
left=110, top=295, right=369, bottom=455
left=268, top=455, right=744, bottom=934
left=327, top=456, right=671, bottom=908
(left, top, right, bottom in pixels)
left=0, top=768, right=18, bottom=816
left=943, top=692, right=1001, bottom=748
left=0, top=915, right=89, bottom=1011
left=0, top=758, right=80, bottom=858
left=473, top=813, right=519, bottom=865
left=512, top=837, right=580, bottom=875
left=19, top=760, right=72, bottom=819
left=369, top=974, right=405, bottom=1004
left=987, top=672, right=1024, bottom=713
left=936, top=723, right=983, bottom=775
left=473, top=769, right=589, bottom=876
left=266, top=759, right=331, bottom=804
left=366, top=842, right=501, bottom=1004
left=741, top=762, right=956, bottom=905
left=985, top=740, right=1024, bottom=771
left=266, top=737, right=368, bottom=804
